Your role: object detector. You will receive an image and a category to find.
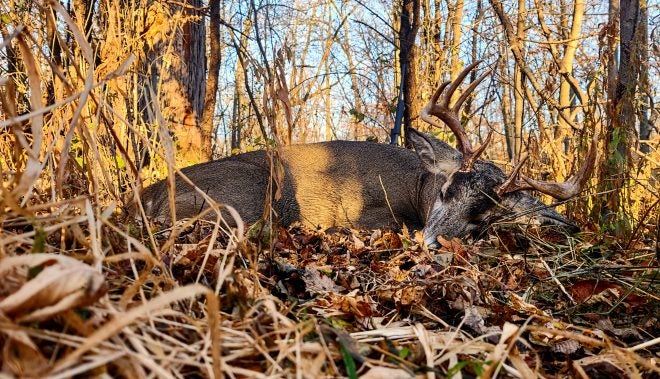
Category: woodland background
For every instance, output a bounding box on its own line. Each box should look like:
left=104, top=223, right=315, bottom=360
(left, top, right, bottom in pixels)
left=1, top=0, right=658, bottom=236
left=1, top=0, right=658, bottom=234
left=0, top=0, right=658, bottom=377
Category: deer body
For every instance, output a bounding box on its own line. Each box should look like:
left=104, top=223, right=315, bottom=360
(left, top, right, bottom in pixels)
left=142, top=138, right=439, bottom=233
left=139, top=63, right=594, bottom=246
left=140, top=129, right=580, bottom=246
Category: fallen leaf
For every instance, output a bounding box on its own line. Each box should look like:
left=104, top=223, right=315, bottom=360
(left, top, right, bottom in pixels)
left=326, top=292, right=374, bottom=317
left=360, top=366, right=414, bottom=379
left=395, top=286, right=426, bottom=306
left=0, top=254, right=107, bottom=322
left=303, top=267, right=343, bottom=295
left=573, top=353, right=627, bottom=378
left=352, top=234, right=366, bottom=252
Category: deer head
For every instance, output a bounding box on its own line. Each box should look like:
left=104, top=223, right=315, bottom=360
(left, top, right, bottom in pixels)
left=416, top=62, right=596, bottom=246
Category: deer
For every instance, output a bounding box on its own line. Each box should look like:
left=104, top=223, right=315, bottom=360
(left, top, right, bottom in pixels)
left=136, top=62, right=596, bottom=247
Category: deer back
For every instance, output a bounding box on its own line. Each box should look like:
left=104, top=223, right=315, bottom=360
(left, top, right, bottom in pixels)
left=140, top=140, right=438, bottom=232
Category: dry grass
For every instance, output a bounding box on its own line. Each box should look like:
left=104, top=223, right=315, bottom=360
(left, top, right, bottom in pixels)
left=1, top=209, right=658, bottom=377
left=1, top=3, right=658, bottom=378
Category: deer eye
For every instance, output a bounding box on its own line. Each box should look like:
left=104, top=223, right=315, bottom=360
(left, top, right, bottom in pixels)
left=467, top=199, right=495, bottom=222
left=442, top=184, right=459, bottom=200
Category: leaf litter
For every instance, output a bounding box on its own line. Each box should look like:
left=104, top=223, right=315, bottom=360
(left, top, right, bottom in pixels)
left=1, top=211, right=657, bottom=378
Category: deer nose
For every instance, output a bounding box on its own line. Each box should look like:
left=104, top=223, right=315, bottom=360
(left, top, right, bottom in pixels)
left=538, top=210, right=581, bottom=234
left=551, top=220, right=580, bottom=234
left=423, top=232, right=440, bottom=249
left=427, top=240, right=439, bottom=249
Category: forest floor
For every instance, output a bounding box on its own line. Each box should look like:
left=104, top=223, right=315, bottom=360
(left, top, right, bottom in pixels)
left=0, top=213, right=658, bottom=378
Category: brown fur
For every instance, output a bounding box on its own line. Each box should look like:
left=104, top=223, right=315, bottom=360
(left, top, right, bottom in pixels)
left=138, top=129, right=577, bottom=246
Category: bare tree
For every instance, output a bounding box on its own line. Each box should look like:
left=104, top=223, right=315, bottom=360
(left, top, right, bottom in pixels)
left=4, top=0, right=656, bottom=239
left=138, top=0, right=208, bottom=166
left=399, top=0, right=421, bottom=144
left=201, top=0, right=222, bottom=158
left=637, top=0, right=652, bottom=154
left=598, top=0, right=644, bottom=235
left=448, top=0, right=465, bottom=86
left=230, top=8, right=254, bottom=152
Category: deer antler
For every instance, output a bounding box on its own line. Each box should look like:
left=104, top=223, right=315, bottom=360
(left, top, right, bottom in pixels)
left=497, top=135, right=598, bottom=200
left=420, top=61, right=494, bottom=171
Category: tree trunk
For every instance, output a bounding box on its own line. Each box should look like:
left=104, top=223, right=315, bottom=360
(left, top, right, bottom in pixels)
left=337, top=8, right=364, bottom=141
left=399, top=0, right=421, bottom=146
left=230, top=13, right=253, bottom=153
left=598, top=0, right=642, bottom=236
left=463, top=0, right=482, bottom=117
left=72, top=0, right=95, bottom=39
left=637, top=0, right=651, bottom=154
left=201, top=0, right=221, bottom=159
left=140, top=0, right=207, bottom=166
left=500, top=52, right=513, bottom=157
left=448, top=0, right=465, bottom=86
left=511, top=0, right=526, bottom=162
left=556, top=0, right=585, bottom=158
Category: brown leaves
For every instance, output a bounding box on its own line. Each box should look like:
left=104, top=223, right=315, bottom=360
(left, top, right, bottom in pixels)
left=378, top=285, right=426, bottom=307
left=303, top=266, right=344, bottom=295
left=0, top=254, right=106, bottom=323
left=0, top=217, right=653, bottom=377
left=0, top=254, right=107, bottom=377
left=570, top=279, right=647, bottom=307
left=320, top=292, right=375, bottom=318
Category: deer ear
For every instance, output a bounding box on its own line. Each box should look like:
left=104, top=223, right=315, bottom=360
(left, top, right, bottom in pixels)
left=407, top=129, right=462, bottom=177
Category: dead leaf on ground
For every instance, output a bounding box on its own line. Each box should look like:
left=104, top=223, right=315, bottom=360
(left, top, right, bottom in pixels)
left=360, top=366, right=415, bottom=379
left=528, top=321, right=588, bottom=354
left=323, top=292, right=375, bottom=318
left=572, top=353, right=628, bottom=378
left=570, top=279, right=647, bottom=308
left=508, top=292, right=551, bottom=318
left=371, top=231, right=403, bottom=250
left=1, top=324, right=49, bottom=377
left=378, top=285, right=426, bottom=307
left=303, top=266, right=344, bottom=295
left=0, top=254, right=107, bottom=322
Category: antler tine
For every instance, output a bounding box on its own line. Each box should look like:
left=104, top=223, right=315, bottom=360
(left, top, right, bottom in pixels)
left=519, top=135, right=598, bottom=200
left=444, top=112, right=472, bottom=156
left=464, top=130, right=494, bottom=171
left=496, top=154, right=531, bottom=197
left=452, top=69, right=492, bottom=113
left=420, top=61, right=492, bottom=172
left=443, top=60, right=483, bottom=108
left=432, top=81, right=451, bottom=103
left=420, top=81, right=451, bottom=128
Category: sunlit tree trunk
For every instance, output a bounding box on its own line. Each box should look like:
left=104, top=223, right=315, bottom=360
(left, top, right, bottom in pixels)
left=0, top=18, right=27, bottom=174
left=463, top=0, right=482, bottom=117
left=230, top=12, right=253, bottom=153
left=338, top=20, right=364, bottom=140
left=499, top=51, right=513, bottom=155
left=72, top=0, right=95, bottom=40
left=230, top=61, right=245, bottom=153
left=556, top=0, right=585, bottom=156
left=201, top=0, right=221, bottom=159
left=448, top=0, right=464, bottom=86
left=324, top=58, right=333, bottom=141
left=510, top=0, right=526, bottom=161
left=432, top=0, right=443, bottom=82
left=140, top=0, right=207, bottom=166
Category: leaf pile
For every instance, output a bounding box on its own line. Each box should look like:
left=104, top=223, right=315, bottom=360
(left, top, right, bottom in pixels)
left=1, top=210, right=657, bottom=378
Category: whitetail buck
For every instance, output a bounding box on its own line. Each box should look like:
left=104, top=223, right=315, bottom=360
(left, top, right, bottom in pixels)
left=138, top=62, right=595, bottom=247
